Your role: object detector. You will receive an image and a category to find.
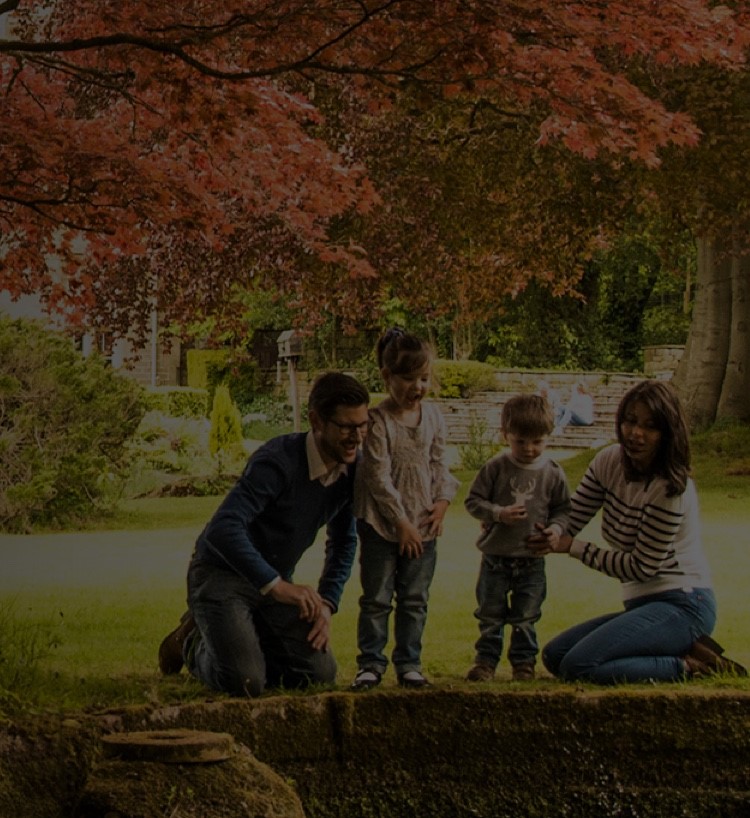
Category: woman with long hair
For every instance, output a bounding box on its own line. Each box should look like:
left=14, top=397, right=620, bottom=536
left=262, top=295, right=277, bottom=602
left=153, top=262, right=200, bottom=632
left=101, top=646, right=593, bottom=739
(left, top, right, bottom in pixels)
left=530, top=380, right=746, bottom=684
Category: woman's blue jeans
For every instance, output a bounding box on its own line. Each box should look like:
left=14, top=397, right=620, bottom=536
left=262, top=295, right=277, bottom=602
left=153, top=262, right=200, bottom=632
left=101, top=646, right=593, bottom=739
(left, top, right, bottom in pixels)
left=542, top=587, right=717, bottom=684
left=356, top=521, right=437, bottom=675
left=185, top=559, right=336, bottom=697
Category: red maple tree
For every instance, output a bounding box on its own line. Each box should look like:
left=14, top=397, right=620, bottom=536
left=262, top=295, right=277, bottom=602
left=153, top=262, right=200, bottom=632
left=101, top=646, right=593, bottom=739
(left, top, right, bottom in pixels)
left=1, top=0, right=748, bottom=344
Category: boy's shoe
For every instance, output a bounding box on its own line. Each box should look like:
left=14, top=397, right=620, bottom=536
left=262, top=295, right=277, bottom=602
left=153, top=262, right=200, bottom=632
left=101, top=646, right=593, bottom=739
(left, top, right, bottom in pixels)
left=397, top=670, right=431, bottom=689
left=157, top=611, right=195, bottom=675
left=465, top=663, right=495, bottom=682
left=684, top=634, right=748, bottom=678
left=350, top=669, right=382, bottom=691
left=511, top=662, right=536, bottom=681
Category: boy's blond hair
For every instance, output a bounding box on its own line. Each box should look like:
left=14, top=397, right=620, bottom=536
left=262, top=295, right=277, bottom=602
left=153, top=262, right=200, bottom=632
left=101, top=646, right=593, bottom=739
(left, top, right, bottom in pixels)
left=501, top=393, right=554, bottom=438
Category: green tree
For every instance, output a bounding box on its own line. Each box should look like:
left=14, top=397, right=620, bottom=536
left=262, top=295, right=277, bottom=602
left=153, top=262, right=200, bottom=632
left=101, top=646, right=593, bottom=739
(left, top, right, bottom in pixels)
left=0, top=317, right=145, bottom=532
left=209, top=384, right=244, bottom=476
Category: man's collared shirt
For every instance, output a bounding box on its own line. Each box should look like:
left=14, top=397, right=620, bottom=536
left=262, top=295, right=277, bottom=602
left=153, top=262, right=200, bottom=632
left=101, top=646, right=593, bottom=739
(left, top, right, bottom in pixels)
left=306, top=431, right=347, bottom=487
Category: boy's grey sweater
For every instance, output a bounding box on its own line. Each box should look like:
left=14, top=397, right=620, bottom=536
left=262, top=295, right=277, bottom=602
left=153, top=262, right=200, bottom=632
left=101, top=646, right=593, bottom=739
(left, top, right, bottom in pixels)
left=465, top=452, right=571, bottom=556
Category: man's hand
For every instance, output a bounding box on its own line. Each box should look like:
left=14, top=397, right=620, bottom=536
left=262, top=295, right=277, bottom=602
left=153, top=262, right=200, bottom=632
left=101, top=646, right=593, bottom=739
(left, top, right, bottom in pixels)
left=307, top=604, right=333, bottom=652
left=269, top=579, right=324, bottom=622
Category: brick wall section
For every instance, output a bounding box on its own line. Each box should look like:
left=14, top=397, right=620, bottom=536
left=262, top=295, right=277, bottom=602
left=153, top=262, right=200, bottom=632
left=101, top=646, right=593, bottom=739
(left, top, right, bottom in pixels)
left=274, top=367, right=653, bottom=449
left=438, top=371, right=644, bottom=448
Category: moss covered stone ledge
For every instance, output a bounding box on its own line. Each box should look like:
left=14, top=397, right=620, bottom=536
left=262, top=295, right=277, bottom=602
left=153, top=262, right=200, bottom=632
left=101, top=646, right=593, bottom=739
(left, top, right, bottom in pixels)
left=2, top=688, right=749, bottom=818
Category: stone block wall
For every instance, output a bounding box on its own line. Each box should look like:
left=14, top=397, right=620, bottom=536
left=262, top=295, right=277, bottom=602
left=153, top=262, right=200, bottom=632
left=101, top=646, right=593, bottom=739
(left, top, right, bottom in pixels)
left=7, top=690, right=746, bottom=818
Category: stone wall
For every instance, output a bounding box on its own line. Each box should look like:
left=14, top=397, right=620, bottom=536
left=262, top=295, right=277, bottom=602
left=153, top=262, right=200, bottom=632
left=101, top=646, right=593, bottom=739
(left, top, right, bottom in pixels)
left=4, top=689, right=749, bottom=818
left=643, top=345, right=685, bottom=379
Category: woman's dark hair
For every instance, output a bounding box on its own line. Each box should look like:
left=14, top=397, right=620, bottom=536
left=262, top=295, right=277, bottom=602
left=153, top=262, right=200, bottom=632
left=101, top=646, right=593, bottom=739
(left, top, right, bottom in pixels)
left=615, top=380, right=690, bottom=496
left=308, top=372, right=369, bottom=421
left=376, top=327, right=433, bottom=376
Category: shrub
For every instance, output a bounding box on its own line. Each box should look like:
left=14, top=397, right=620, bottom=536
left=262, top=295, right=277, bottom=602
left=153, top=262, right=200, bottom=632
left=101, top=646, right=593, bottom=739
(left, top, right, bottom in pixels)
left=144, top=386, right=208, bottom=418
left=434, top=359, right=498, bottom=398
left=209, top=384, right=245, bottom=475
left=186, top=349, right=229, bottom=389
left=241, top=395, right=294, bottom=440
left=458, top=417, right=502, bottom=470
left=129, top=411, right=211, bottom=472
left=206, top=356, right=266, bottom=415
left=0, top=318, right=146, bottom=532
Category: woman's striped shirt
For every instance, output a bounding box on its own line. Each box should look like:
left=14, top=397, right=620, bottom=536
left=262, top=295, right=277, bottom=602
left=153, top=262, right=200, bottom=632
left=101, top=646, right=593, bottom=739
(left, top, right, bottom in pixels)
left=567, top=444, right=712, bottom=601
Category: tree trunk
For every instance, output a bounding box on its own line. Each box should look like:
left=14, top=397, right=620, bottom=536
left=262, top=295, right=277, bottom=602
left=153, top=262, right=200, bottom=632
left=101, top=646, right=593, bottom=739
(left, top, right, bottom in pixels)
left=672, top=236, right=731, bottom=429
left=716, top=243, right=750, bottom=422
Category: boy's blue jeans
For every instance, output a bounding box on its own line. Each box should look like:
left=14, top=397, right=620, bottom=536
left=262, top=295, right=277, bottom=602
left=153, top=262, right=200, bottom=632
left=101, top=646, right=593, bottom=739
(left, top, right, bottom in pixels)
left=185, top=559, right=336, bottom=697
left=473, top=555, right=547, bottom=668
left=355, top=521, right=437, bottom=675
left=542, top=587, right=717, bottom=684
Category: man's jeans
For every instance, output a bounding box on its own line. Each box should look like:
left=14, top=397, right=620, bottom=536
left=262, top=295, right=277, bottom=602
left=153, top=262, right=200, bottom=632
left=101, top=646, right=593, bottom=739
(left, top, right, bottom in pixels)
left=542, top=587, right=717, bottom=684
left=186, top=559, right=336, bottom=697
left=356, top=521, right=437, bottom=675
left=473, top=555, right=547, bottom=667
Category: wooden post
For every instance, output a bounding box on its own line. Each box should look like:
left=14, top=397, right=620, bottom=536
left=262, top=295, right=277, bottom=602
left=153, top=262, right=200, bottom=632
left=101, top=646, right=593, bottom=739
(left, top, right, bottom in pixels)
left=288, top=357, right=301, bottom=432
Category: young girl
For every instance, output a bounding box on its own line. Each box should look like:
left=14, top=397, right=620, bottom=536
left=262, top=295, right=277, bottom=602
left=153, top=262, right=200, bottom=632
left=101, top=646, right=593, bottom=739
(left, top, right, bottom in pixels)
left=350, top=328, right=459, bottom=690
left=530, top=379, right=747, bottom=683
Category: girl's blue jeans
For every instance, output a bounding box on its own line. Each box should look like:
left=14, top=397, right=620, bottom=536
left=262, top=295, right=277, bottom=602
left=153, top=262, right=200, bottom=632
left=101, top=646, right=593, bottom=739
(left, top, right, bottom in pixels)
left=542, top=587, right=717, bottom=684
left=355, top=521, right=437, bottom=675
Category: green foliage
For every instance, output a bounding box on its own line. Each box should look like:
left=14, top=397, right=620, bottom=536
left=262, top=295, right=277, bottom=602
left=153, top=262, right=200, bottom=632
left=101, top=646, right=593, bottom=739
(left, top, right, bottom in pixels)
left=126, top=411, right=213, bottom=482
left=433, top=359, right=498, bottom=398
left=641, top=306, right=691, bottom=346
left=690, top=420, right=750, bottom=496
left=0, top=318, right=146, bottom=532
left=476, top=236, right=693, bottom=372
left=144, top=386, right=208, bottom=418
left=206, top=356, right=263, bottom=415
left=0, top=600, right=62, bottom=705
left=457, top=418, right=502, bottom=471
left=349, top=351, right=383, bottom=393
left=186, top=349, right=229, bottom=389
left=241, top=395, right=294, bottom=440
left=209, top=384, right=245, bottom=475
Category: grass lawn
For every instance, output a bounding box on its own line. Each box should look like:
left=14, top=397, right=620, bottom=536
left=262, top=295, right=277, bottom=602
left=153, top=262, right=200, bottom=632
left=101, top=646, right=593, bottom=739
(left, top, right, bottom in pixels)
left=2, top=438, right=749, bottom=713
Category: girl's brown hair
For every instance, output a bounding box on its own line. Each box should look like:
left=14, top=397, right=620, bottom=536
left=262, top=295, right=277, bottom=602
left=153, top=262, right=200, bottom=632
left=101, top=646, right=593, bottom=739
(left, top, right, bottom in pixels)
left=615, top=380, right=690, bottom=496
left=376, top=327, right=433, bottom=376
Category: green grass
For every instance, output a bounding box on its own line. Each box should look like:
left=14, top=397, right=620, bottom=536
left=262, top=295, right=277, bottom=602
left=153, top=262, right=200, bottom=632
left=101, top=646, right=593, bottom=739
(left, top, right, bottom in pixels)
left=2, top=426, right=749, bottom=713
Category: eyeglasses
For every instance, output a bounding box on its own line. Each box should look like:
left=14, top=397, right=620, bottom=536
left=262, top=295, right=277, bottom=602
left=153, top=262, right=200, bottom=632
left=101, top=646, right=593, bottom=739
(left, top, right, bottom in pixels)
left=327, top=419, right=369, bottom=436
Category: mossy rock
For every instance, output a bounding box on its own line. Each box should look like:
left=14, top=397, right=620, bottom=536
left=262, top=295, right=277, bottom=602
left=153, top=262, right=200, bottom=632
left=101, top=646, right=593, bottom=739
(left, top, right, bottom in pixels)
left=75, top=740, right=305, bottom=818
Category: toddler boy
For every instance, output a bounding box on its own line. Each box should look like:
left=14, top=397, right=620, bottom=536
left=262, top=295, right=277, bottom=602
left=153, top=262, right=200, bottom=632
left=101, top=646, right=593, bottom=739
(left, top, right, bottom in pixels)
left=464, top=393, right=570, bottom=681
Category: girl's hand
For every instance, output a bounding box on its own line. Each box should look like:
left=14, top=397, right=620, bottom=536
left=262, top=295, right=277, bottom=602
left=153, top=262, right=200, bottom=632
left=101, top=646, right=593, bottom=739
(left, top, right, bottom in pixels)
left=424, top=499, right=449, bottom=538
left=396, top=518, right=423, bottom=558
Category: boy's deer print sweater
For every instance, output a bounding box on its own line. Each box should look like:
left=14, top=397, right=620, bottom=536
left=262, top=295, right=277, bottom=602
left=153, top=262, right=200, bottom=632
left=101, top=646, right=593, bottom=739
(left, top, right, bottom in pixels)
left=465, top=452, right=571, bottom=557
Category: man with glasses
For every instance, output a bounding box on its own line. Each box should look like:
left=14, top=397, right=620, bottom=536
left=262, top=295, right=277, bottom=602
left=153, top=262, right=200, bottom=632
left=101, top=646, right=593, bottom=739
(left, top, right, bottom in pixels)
left=158, top=371, right=370, bottom=696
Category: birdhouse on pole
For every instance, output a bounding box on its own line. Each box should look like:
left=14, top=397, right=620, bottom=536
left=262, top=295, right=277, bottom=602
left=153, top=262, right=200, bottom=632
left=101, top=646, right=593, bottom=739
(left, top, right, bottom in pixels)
left=277, top=330, right=304, bottom=431
left=276, top=329, right=303, bottom=362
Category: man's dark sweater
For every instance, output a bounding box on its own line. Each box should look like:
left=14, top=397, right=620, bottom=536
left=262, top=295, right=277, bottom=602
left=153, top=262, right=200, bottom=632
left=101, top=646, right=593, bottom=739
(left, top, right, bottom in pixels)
left=193, top=432, right=357, bottom=611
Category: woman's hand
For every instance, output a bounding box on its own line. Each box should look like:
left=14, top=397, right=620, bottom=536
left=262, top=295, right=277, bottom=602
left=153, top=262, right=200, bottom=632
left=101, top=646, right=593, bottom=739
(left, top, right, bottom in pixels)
left=527, top=523, right=572, bottom=555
